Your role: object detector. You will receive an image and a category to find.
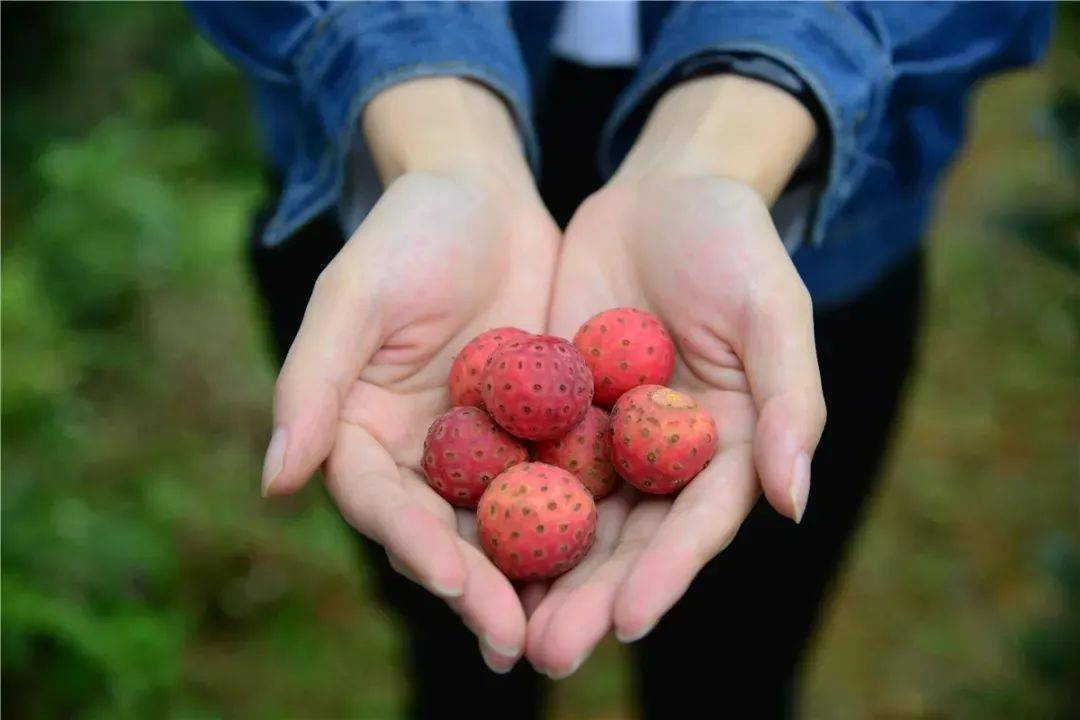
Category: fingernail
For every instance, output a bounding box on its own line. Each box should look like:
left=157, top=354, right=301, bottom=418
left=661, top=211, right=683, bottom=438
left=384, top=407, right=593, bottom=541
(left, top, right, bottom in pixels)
left=789, top=451, right=811, bottom=524
left=479, top=641, right=516, bottom=675
left=431, top=580, right=465, bottom=599
left=615, top=621, right=655, bottom=644
left=545, top=653, right=585, bottom=680
left=260, top=427, right=287, bottom=497
left=482, top=633, right=521, bottom=659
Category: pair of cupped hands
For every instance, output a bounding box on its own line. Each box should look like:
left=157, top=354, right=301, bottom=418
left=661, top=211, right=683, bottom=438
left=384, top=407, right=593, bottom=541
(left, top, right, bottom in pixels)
left=259, top=76, right=826, bottom=676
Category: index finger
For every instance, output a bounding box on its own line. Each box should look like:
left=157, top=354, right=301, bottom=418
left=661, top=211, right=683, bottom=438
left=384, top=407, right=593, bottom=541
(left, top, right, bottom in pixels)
left=741, top=271, right=826, bottom=522
left=264, top=259, right=382, bottom=496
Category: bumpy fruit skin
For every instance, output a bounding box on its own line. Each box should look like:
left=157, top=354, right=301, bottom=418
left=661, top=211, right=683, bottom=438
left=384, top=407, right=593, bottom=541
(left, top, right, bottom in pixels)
left=609, top=385, right=718, bottom=494
left=572, top=307, right=676, bottom=407
left=422, top=407, right=529, bottom=508
left=477, top=462, right=597, bottom=580
left=533, top=406, right=618, bottom=499
left=448, top=327, right=530, bottom=408
left=480, top=335, right=594, bottom=441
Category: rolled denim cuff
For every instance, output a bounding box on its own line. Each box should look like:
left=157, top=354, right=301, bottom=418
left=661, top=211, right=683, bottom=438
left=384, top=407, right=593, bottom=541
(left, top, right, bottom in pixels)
left=600, top=1, right=894, bottom=247
left=264, top=1, right=536, bottom=246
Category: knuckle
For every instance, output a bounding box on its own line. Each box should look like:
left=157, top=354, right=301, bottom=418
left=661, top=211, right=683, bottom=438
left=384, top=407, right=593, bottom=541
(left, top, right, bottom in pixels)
left=793, top=386, right=827, bottom=436
left=313, top=262, right=352, bottom=297
left=690, top=526, right=738, bottom=569
left=751, top=273, right=812, bottom=325
left=815, top=394, right=828, bottom=431
left=272, top=371, right=293, bottom=406
left=784, top=278, right=813, bottom=321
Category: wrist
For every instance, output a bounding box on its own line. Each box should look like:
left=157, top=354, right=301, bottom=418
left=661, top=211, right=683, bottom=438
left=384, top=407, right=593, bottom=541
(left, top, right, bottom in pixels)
left=612, top=74, right=816, bottom=204
left=362, top=76, right=536, bottom=197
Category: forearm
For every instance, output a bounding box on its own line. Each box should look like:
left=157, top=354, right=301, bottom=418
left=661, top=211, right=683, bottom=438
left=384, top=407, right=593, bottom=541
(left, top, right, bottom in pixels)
left=613, top=74, right=816, bottom=204
left=362, top=76, right=535, bottom=194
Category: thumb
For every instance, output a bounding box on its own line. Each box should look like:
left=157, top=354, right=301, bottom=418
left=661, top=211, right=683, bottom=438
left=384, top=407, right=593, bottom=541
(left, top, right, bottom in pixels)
left=743, top=278, right=826, bottom=522
left=262, top=263, right=380, bottom=497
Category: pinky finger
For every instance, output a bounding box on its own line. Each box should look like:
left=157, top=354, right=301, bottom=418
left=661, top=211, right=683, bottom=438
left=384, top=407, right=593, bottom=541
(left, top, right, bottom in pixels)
left=326, top=421, right=468, bottom=599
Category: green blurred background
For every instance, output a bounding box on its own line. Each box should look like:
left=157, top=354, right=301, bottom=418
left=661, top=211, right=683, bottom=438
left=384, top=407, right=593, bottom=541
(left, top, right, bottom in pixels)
left=1, top=4, right=1076, bottom=719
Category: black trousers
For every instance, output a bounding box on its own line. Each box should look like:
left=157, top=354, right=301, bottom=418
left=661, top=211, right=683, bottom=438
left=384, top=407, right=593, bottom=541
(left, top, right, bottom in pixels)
left=250, top=62, right=924, bottom=719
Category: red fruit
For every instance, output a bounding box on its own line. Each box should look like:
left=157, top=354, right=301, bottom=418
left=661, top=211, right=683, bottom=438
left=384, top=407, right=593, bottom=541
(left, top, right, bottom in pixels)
left=609, top=385, right=717, bottom=494
left=448, top=327, right=530, bottom=408
left=422, top=407, right=529, bottom=508
left=572, top=307, right=676, bottom=407
left=477, top=462, right=597, bottom=580
left=533, top=406, right=618, bottom=499
left=480, top=335, right=593, bottom=441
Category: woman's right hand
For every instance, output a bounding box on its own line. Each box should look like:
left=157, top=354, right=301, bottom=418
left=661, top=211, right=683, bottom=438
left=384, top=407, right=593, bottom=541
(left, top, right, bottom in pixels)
left=259, top=78, right=560, bottom=673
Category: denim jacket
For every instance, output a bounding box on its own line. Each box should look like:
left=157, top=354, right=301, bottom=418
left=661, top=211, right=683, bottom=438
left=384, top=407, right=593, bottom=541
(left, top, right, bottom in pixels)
left=190, top=1, right=1051, bottom=307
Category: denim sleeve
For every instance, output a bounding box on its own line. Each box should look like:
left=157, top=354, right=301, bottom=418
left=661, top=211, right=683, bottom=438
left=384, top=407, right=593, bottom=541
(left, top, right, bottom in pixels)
left=294, top=3, right=536, bottom=169
left=187, top=1, right=538, bottom=189
left=602, top=1, right=1053, bottom=247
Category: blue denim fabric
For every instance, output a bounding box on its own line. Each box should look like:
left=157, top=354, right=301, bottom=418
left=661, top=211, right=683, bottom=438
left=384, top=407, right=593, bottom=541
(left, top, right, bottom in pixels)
left=189, top=1, right=1052, bottom=307
left=191, top=1, right=536, bottom=247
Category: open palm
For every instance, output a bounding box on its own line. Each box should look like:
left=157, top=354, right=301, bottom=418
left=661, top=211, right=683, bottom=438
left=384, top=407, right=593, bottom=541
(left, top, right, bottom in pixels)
left=527, top=175, right=825, bottom=677
left=263, top=171, right=560, bottom=667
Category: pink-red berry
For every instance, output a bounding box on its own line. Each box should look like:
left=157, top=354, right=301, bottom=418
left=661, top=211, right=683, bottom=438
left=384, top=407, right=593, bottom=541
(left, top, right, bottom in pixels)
left=477, top=462, right=597, bottom=580
left=422, top=406, right=529, bottom=508
left=609, top=385, right=717, bottom=494
left=533, top=406, right=618, bottom=499
left=573, top=307, right=676, bottom=407
left=448, top=327, right=530, bottom=408
left=481, top=335, right=593, bottom=441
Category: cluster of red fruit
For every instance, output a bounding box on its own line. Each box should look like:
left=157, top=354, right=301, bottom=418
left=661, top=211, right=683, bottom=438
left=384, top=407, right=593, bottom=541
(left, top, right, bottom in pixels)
left=423, top=308, right=718, bottom=582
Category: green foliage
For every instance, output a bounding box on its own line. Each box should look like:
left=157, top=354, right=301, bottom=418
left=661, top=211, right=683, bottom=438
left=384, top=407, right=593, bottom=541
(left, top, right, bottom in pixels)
left=1000, top=4, right=1080, bottom=274
left=1, top=5, right=267, bottom=718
